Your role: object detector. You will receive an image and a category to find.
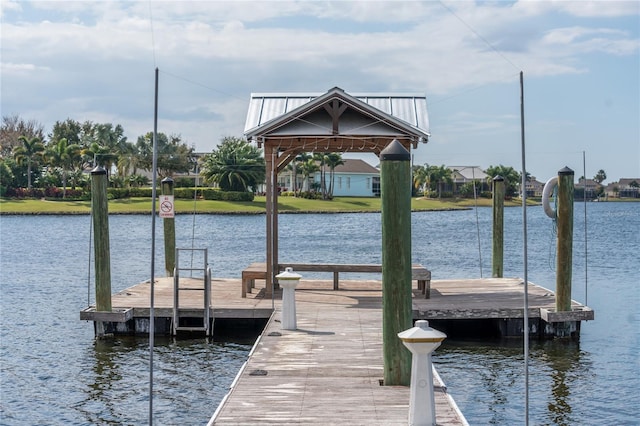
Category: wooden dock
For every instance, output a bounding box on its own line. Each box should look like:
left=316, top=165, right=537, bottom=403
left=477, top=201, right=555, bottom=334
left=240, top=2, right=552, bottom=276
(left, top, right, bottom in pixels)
left=81, top=275, right=593, bottom=424
left=208, top=288, right=467, bottom=425
left=81, top=276, right=593, bottom=338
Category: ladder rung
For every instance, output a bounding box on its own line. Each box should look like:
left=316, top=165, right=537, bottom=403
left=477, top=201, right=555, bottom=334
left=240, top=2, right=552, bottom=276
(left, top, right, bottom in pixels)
left=174, top=326, right=207, bottom=332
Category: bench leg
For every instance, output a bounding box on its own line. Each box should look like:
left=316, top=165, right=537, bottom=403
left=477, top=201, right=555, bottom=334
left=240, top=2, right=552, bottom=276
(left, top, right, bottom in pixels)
left=333, top=271, right=339, bottom=290
left=242, top=278, right=248, bottom=298
left=424, top=280, right=431, bottom=299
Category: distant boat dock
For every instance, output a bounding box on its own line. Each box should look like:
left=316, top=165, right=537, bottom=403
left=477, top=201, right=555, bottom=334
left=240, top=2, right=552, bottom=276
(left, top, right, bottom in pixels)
left=81, top=275, right=593, bottom=424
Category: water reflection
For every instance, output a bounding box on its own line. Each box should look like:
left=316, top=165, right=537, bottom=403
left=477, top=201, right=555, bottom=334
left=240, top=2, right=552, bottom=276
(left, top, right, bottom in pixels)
left=77, top=337, right=250, bottom=425
left=435, top=338, right=592, bottom=425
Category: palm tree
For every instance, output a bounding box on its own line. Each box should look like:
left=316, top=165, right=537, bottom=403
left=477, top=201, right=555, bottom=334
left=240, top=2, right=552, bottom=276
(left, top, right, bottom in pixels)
left=45, top=138, right=81, bottom=198
left=201, top=136, right=265, bottom=192
left=292, top=153, right=312, bottom=195
left=324, top=153, right=344, bottom=198
left=485, top=165, right=520, bottom=197
left=412, top=164, right=428, bottom=196
left=424, top=164, right=452, bottom=198
left=13, top=135, right=44, bottom=188
left=299, top=158, right=319, bottom=193
left=313, top=153, right=328, bottom=199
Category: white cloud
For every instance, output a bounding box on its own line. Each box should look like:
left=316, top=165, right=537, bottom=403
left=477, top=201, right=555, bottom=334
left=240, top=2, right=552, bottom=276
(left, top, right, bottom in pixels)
left=0, top=62, right=51, bottom=74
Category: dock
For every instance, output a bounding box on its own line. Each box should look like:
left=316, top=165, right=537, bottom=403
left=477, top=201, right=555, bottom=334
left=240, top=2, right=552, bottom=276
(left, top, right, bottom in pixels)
left=81, top=276, right=594, bottom=338
left=80, top=276, right=593, bottom=424
left=209, top=286, right=467, bottom=425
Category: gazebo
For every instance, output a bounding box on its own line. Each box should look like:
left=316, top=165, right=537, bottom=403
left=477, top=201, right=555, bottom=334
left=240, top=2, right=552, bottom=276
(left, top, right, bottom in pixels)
left=243, top=87, right=430, bottom=294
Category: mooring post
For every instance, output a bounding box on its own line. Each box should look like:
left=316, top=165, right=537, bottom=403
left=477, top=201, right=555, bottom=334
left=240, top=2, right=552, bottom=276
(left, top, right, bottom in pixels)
left=398, top=320, right=447, bottom=426
left=492, top=175, right=505, bottom=278
left=556, top=167, right=574, bottom=312
left=161, top=177, right=176, bottom=277
left=91, top=166, right=112, bottom=338
left=275, top=267, right=301, bottom=330
left=380, top=139, right=413, bottom=386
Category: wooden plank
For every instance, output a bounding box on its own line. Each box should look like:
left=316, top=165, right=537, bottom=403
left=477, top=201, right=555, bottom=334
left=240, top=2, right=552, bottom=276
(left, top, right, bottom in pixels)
left=209, top=288, right=467, bottom=425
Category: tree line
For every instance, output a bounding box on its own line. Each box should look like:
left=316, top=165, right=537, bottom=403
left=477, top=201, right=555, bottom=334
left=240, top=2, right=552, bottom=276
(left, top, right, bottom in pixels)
left=0, top=115, right=265, bottom=198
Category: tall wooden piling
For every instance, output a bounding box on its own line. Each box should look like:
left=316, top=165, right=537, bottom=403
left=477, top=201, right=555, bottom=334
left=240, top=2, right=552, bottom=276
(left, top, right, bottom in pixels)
left=492, top=175, right=505, bottom=278
left=161, top=177, right=176, bottom=277
left=556, top=167, right=574, bottom=312
left=380, top=139, right=412, bottom=386
left=91, top=166, right=112, bottom=313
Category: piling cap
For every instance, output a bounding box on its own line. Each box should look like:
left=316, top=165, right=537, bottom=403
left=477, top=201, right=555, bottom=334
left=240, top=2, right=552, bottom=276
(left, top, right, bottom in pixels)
left=558, top=166, right=574, bottom=176
left=398, top=320, right=447, bottom=343
left=493, top=175, right=504, bottom=182
left=380, top=139, right=410, bottom=161
left=276, top=267, right=302, bottom=280
left=162, top=176, right=174, bottom=183
left=91, top=165, right=107, bottom=175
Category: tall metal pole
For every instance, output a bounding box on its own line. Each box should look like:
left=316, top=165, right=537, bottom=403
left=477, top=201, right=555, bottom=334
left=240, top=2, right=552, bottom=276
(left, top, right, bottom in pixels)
left=149, top=66, right=159, bottom=425
left=556, top=167, right=575, bottom=313
left=519, top=71, right=530, bottom=426
left=380, top=139, right=412, bottom=386
left=492, top=175, right=505, bottom=278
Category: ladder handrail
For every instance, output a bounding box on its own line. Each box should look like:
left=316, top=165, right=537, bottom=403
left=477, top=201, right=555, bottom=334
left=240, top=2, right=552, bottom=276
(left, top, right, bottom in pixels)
left=172, top=247, right=211, bottom=336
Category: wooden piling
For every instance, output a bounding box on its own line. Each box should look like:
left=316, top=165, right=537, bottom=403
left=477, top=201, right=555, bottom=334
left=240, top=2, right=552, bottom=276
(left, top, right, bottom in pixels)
left=556, top=167, right=574, bottom=312
left=91, top=166, right=112, bottom=313
left=492, top=176, right=505, bottom=278
left=380, top=139, right=412, bottom=386
left=161, top=177, right=176, bottom=277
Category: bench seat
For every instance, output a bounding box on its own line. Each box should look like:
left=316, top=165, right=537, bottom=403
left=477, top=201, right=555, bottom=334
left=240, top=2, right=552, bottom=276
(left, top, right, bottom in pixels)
left=241, top=262, right=431, bottom=298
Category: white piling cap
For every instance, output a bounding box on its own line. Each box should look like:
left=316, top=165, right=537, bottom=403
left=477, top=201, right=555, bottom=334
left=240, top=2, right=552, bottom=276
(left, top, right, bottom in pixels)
left=276, top=267, right=302, bottom=280
left=398, top=320, right=447, bottom=343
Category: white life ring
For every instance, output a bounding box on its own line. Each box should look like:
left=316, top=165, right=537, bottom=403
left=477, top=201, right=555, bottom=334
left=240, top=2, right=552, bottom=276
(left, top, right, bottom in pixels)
left=542, top=176, right=558, bottom=219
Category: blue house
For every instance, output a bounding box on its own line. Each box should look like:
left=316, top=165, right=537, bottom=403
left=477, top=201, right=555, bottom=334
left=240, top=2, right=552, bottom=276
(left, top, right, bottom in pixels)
left=315, top=158, right=380, bottom=197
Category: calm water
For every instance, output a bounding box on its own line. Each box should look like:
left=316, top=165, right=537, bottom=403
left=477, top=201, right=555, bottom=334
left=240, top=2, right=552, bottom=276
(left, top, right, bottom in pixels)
left=0, top=202, right=638, bottom=424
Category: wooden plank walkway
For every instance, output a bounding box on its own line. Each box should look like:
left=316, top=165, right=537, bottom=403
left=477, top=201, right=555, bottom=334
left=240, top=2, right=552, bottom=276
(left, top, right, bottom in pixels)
left=81, top=276, right=593, bottom=424
left=208, top=284, right=467, bottom=425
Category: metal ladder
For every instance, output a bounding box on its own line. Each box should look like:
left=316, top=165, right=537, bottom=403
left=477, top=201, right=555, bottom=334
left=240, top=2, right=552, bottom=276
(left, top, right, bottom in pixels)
left=172, top=248, right=212, bottom=336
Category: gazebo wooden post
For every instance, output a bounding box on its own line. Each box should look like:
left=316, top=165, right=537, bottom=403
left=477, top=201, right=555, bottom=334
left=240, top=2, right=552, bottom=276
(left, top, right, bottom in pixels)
left=272, top=148, right=280, bottom=294
left=265, top=144, right=274, bottom=297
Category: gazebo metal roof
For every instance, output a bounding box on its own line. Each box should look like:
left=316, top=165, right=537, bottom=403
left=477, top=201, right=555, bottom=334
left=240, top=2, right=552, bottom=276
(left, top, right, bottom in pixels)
left=244, top=86, right=430, bottom=143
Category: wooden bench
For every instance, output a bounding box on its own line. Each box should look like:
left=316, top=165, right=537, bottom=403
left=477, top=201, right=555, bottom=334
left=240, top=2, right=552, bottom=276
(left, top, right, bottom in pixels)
left=241, top=262, right=431, bottom=298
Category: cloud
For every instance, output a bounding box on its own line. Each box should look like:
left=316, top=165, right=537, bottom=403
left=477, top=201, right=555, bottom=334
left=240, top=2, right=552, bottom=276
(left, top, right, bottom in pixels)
left=0, top=62, right=51, bottom=74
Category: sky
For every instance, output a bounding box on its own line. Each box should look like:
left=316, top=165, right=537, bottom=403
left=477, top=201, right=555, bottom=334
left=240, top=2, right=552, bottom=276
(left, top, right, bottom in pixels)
left=1, top=0, right=638, bottom=183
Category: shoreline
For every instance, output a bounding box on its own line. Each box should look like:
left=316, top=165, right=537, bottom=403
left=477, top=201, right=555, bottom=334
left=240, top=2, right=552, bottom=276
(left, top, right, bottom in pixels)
left=0, top=207, right=472, bottom=216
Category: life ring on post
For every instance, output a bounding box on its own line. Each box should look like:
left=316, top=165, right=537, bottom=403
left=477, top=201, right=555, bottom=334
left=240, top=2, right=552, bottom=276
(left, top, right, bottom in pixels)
left=542, top=176, right=558, bottom=219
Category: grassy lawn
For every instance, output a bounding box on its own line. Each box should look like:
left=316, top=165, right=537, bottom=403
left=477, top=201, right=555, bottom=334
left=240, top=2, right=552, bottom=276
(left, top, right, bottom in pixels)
left=0, top=195, right=530, bottom=215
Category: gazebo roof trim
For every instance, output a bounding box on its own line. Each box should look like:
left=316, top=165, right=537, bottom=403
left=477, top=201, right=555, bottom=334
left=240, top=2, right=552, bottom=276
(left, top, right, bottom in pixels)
left=244, top=86, right=430, bottom=140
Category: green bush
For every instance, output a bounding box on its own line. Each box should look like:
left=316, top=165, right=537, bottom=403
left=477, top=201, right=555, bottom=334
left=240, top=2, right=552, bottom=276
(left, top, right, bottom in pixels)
left=128, top=187, right=153, bottom=197
left=202, top=189, right=254, bottom=201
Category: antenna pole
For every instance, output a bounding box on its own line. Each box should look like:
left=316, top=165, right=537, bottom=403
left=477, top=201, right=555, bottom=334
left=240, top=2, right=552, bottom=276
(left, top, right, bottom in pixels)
left=149, top=66, right=159, bottom=425
left=519, top=70, right=530, bottom=426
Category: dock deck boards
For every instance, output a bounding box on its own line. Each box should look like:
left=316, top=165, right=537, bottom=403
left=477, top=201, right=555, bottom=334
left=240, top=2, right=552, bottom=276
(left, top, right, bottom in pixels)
left=82, top=276, right=593, bottom=425
left=209, top=284, right=466, bottom=425
left=100, top=276, right=592, bottom=322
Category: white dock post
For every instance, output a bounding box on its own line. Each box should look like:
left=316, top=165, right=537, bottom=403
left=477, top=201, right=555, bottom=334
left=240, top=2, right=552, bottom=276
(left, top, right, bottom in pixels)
left=276, top=267, right=301, bottom=330
left=398, top=320, right=447, bottom=426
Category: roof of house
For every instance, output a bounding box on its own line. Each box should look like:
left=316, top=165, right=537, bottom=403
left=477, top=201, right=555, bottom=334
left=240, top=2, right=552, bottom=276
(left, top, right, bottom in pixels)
left=244, top=87, right=430, bottom=140
left=447, top=166, right=488, bottom=181
left=330, top=159, right=380, bottom=174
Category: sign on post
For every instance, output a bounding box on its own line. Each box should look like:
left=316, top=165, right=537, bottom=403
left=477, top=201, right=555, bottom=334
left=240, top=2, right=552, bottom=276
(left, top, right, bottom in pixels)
left=159, top=195, right=175, bottom=218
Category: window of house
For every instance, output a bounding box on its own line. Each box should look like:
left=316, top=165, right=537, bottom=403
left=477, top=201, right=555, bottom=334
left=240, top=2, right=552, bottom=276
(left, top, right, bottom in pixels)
left=338, top=177, right=342, bottom=189
left=347, top=177, right=351, bottom=189
left=366, top=178, right=370, bottom=189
